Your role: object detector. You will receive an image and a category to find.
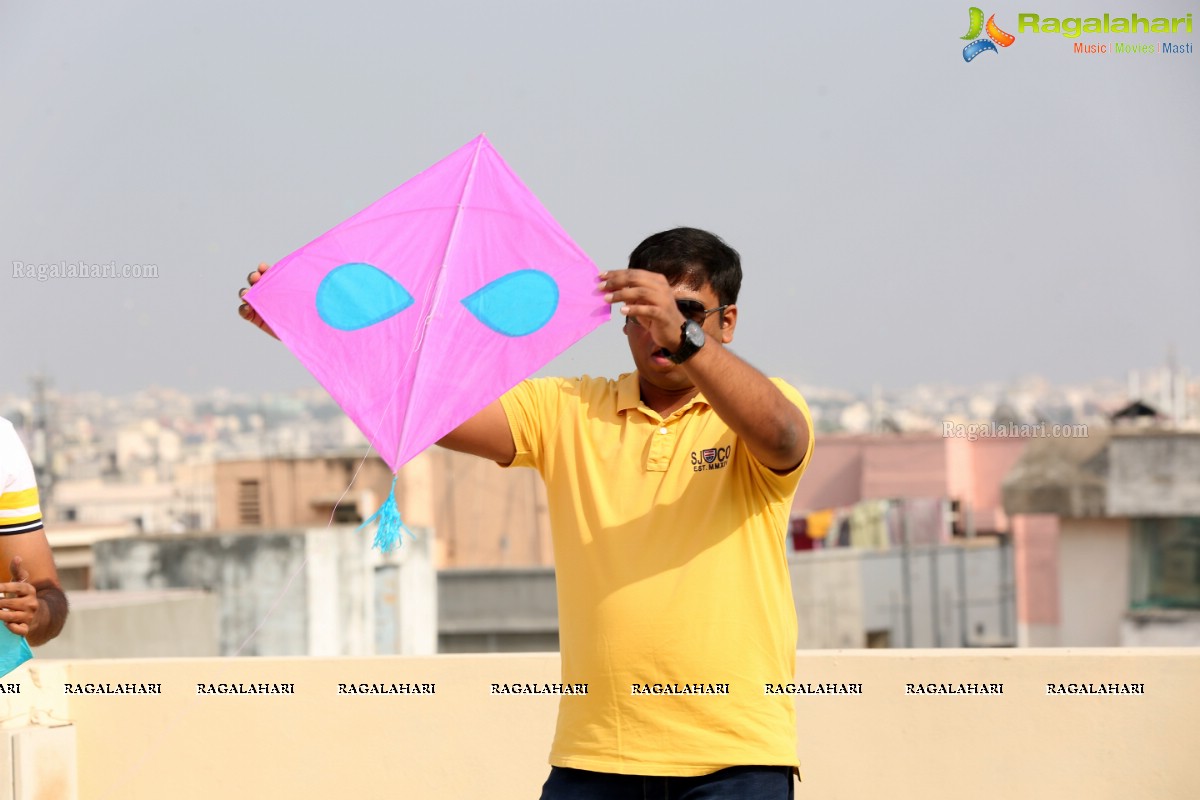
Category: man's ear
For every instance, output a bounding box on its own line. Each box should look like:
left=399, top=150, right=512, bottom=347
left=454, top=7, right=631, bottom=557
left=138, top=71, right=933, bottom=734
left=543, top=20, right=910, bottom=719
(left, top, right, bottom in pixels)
left=719, top=305, right=737, bottom=344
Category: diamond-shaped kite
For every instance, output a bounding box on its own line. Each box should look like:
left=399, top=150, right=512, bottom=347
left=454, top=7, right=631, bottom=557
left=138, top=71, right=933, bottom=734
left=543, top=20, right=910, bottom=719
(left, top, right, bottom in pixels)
left=244, top=135, right=609, bottom=548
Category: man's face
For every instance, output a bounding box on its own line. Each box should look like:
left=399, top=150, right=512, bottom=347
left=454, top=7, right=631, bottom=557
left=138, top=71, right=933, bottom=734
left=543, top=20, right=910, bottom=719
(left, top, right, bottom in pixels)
left=623, top=278, right=736, bottom=392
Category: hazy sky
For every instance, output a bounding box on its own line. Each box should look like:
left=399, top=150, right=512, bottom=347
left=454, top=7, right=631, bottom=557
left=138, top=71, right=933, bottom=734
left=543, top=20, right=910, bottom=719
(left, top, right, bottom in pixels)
left=3, top=0, right=1197, bottom=397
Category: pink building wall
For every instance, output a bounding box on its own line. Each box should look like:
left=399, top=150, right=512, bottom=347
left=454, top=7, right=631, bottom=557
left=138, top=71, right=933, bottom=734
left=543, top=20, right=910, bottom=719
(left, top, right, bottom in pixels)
left=792, top=434, right=1032, bottom=534
left=1010, top=513, right=1062, bottom=637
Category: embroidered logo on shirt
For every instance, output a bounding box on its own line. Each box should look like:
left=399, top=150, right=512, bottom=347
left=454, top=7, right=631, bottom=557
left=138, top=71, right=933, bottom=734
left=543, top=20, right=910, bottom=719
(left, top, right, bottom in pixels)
left=690, top=445, right=731, bottom=472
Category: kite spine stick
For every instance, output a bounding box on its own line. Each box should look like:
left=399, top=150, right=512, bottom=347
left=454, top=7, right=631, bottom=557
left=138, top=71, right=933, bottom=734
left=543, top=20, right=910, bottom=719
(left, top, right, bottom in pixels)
left=397, top=138, right=486, bottom=463
left=358, top=475, right=416, bottom=552
left=434, top=136, right=484, bottom=307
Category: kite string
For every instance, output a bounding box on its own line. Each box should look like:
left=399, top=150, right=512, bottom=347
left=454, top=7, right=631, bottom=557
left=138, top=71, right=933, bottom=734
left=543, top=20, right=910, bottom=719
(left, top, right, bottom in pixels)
left=94, top=301, right=430, bottom=797
left=91, top=421, right=396, bottom=800
left=96, top=148, right=484, bottom=796
left=231, top=426, right=390, bottom=657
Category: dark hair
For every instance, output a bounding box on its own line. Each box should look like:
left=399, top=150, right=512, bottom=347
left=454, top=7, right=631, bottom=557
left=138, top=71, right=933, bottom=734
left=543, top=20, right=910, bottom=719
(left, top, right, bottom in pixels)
left=627, top=227, right=742, bottom=306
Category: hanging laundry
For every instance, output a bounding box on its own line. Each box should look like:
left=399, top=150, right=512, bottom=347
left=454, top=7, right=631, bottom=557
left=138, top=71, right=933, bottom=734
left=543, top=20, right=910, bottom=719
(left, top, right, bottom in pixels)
left=886, top=501, right=904, bottom=547
left=904, top=497, right=948, bottom=546
left=850, top=499, right=890, bottom=551
left=789, top=516, right=813, bottom=551
left=807, top=509, right=834, bottom=540
left=835, top=510, right=852, bottom=548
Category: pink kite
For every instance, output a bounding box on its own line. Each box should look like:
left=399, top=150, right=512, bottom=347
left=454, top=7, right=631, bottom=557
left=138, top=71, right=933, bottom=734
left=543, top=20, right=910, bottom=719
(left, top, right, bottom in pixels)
left=245, top=135, right=608, bottom=549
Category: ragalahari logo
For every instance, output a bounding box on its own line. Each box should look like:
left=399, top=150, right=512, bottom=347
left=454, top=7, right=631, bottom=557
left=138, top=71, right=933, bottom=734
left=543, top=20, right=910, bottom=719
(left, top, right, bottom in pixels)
left=962, top=7, right=1016, bottom=61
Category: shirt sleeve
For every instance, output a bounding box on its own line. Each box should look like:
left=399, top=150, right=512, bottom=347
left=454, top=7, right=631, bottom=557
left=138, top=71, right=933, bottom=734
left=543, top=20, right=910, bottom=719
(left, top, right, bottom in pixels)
left=738, top=378, right=816, bottom=501
left=775, top=377, right=815, bottom=474
left=0, top=421, right=44, bottom=536
left=497, top=378, right=571, bottom=472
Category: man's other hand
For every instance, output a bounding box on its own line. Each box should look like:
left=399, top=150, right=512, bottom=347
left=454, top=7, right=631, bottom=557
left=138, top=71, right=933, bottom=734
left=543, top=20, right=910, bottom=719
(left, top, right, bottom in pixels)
left=239, top=263, right=279, bottom=339
left=0, top=556, right=38, bottom=637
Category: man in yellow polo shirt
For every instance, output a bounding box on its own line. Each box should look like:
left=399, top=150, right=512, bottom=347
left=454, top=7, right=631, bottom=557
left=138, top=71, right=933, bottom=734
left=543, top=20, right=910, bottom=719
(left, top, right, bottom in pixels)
left=240, top=226, right=812, bottom=798
left=443, top=227, right=813, bottom=798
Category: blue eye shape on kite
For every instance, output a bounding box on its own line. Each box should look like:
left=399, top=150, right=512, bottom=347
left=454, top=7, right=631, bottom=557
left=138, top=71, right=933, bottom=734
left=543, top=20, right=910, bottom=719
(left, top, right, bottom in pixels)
left=461, top=269, right=559, bottom=337
left=316, top=262, right=414, bottom=331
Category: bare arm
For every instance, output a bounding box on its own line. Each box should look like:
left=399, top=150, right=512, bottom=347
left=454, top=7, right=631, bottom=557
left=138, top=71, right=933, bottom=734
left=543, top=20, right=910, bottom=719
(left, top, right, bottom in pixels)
left=601, top=269, right=811, bottom=472
left=436, top=400, right=517, bottom=466
left=678, top=337, right=810, bottom=472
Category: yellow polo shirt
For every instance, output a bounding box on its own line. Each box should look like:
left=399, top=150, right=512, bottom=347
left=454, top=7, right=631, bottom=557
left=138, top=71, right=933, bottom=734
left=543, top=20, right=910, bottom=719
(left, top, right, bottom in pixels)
left=500, top=372, right=813, bottom=776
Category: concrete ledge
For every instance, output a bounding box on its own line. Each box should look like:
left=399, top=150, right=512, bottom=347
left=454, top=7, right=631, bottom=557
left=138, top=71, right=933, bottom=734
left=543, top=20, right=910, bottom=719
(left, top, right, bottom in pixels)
left=0, top=723, right=77, bottom=800
left=20, top=650, right=1200, bottom=799
left=12, top=725, right=76, bottom=800
left=35, top=591, right=219, bottom=660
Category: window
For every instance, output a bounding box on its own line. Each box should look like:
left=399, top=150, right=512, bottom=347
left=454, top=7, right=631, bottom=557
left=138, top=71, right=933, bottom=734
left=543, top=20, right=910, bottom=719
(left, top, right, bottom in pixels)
left=332, top=504, right=360, bottom=524
left=1131, top=517, right=1200, bottom=609
left=238, top=479, right=262, bottom=526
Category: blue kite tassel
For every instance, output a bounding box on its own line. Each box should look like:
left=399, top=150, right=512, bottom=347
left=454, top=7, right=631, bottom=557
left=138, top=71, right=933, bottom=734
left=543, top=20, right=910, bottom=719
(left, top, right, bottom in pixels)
left=358, top=475, right=416, bottom=552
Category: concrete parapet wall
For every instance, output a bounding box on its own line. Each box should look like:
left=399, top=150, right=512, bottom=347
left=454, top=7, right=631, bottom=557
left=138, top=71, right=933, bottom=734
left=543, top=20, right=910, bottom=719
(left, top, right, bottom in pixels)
left=0, top=662, right=77, bottom=800
left=1122, top=610, right=1200, bottom=647
left=18, top=649, right=1200, bottom=799
left=91, top=525, right=436, bottom=657
left=36, top=591, right=219, bottom=660
left=0, top=725, right=77, bottom=800
left=438, top=568, right=559, bottom=652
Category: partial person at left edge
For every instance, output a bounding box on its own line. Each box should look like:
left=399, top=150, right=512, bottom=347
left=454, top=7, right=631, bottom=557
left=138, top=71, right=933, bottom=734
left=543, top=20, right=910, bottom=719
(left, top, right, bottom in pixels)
left=0, top=417, right=68, bottom=646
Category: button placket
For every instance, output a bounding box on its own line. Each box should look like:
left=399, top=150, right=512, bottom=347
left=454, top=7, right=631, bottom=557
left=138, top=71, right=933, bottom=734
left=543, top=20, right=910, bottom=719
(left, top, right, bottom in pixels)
left=646, top=418, right=675, bottom=471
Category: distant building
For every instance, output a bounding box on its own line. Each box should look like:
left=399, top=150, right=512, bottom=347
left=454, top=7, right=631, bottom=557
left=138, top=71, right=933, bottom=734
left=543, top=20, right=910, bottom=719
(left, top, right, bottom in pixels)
left=45, top=522, right=140, bottom=591
left=1003, top=427, right=1200, bottom=646
left=1110, top=399, right=1162, bottom=426
left=791, top=432, right=1030, bottom=534
left=91, top=525, right=435, bottom=657
left=214, top=450, right=551, bottom=569
left=48, top=460, right=216, bottom=589
left=53, top=461, right=214, bottom=533
left=215, top=454, right=393, bottom=530
left=787, top=432, right=1031, bottom=648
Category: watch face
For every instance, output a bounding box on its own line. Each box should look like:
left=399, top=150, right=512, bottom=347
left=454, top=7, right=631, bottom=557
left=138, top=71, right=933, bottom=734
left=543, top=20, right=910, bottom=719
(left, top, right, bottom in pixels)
left=669, top=320, right=706, bottom=364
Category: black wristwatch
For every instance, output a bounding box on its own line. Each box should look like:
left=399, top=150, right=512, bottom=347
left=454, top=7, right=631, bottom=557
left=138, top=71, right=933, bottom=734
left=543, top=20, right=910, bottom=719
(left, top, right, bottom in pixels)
left=667, top=319, right=706, bottom=364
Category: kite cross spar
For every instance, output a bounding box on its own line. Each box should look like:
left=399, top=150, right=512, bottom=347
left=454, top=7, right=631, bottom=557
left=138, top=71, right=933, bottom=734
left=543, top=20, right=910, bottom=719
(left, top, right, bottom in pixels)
left=243, top=135, right=609, bottom=550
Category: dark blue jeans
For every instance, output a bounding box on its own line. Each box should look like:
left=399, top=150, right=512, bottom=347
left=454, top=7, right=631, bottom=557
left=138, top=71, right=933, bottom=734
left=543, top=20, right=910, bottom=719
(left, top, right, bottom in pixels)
left=538, top=765, right=795, bottom=799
